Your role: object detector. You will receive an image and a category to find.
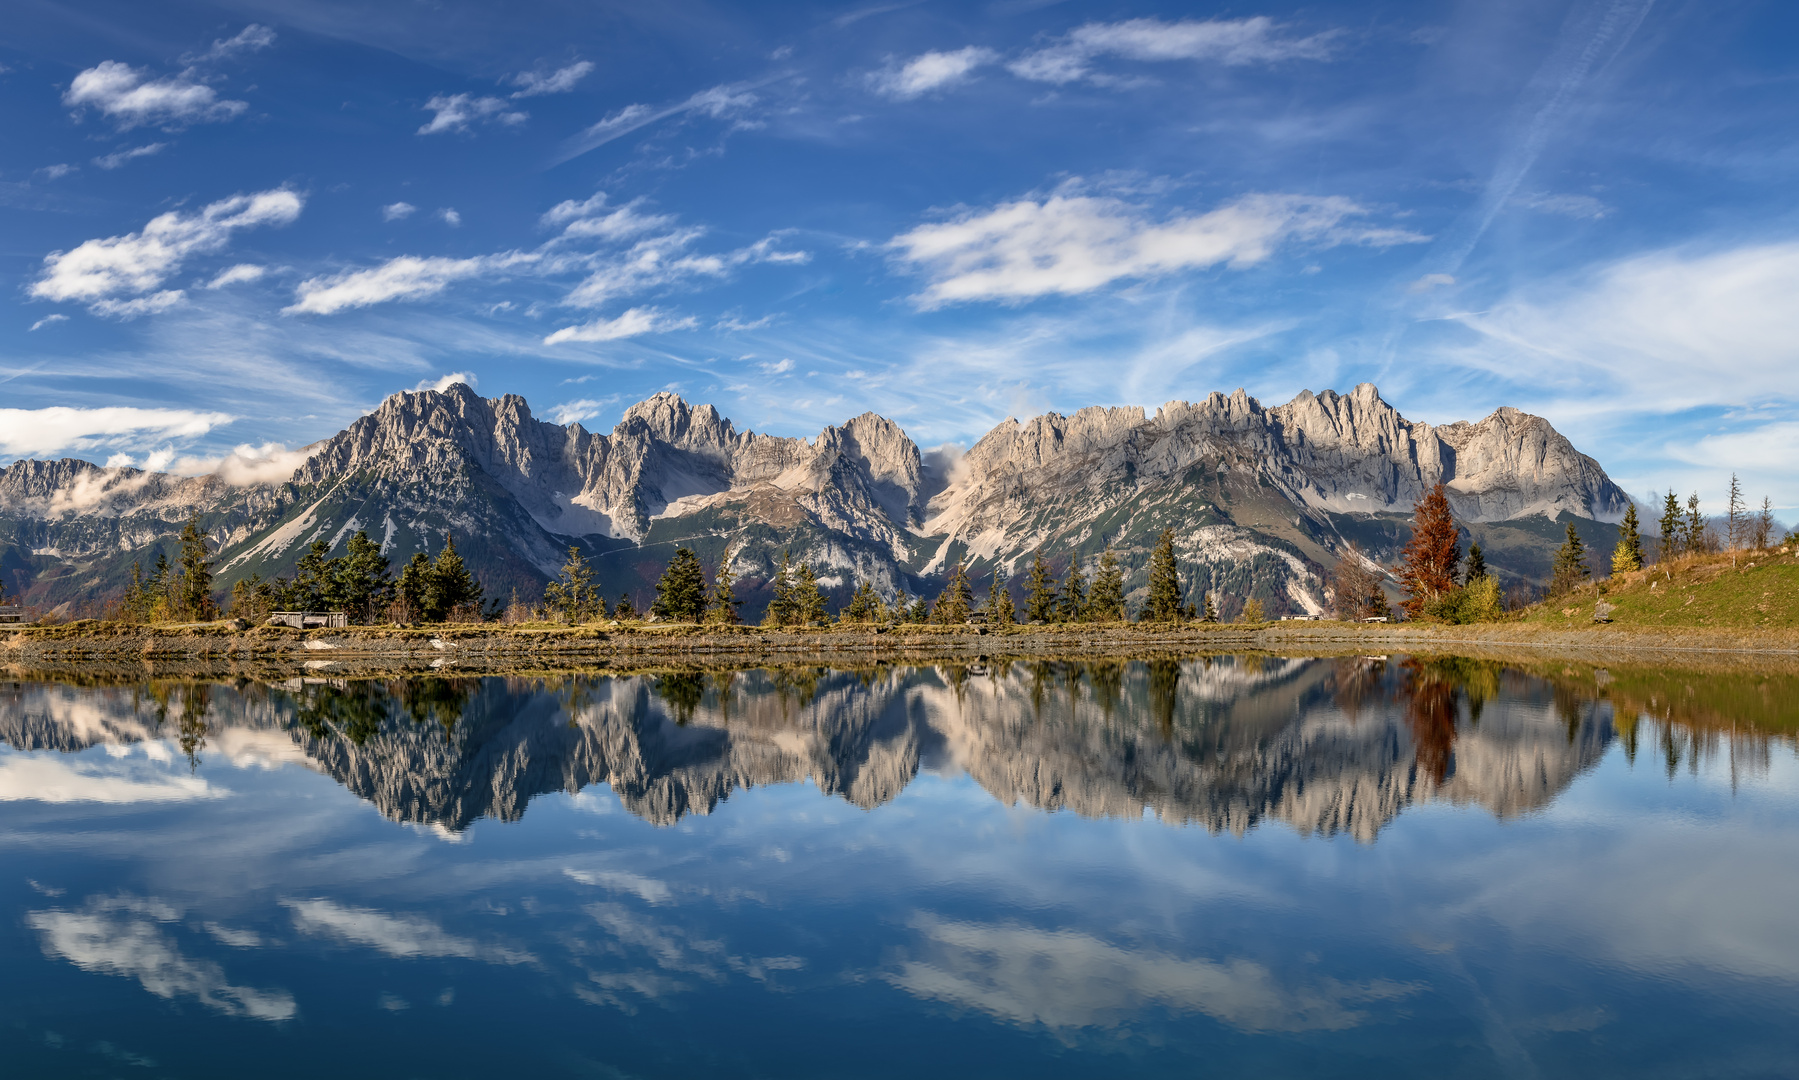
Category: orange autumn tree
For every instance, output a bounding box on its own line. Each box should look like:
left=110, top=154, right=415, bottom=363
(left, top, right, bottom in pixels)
left=1393, top=482, right=1461, bottom=618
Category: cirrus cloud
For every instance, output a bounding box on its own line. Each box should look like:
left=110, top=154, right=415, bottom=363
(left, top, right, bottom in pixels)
left=29, top=188, right=303, bottom=312
left=284, top=252, right=539, bottom=315
left=544, top=306, right=697, bottom=344
left=1010, top=16, right=1338, bottom=85
left=868, top=47, right=999, bottom=100
left=889, top=189, right=1424, bottom=307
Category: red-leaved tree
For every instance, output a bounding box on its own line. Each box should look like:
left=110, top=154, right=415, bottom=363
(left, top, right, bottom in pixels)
left=1393, top=483, right=1461, bottom=618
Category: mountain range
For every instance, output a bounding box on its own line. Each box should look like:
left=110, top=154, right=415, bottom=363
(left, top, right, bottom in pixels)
left=0, top=381, right=1628, bottom=619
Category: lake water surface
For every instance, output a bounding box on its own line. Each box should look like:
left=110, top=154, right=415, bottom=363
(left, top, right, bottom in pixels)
left=3, top=656, right=1797, bottom=1078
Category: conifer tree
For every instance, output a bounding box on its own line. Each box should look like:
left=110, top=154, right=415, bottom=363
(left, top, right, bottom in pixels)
left=1685, top=493, right=1707, bottom=554
left=1464, top=542, right=1489, bottom=583
left=1086, top=550, right=1125, bottom=621
left=1057, top=557, right=1087, bottom=622
left=1726, top=473, right=1747, bottom=551
left=1393, top=483, right=1461, bottom=618
left=1658, top=490, right=1683, bottom=561
left=229, top=574, right=277, bottom=622
left=1201, top=590, right=1218, bottom=623
left=1755, top=497, right=1775, bottom=550
left=986, top=569, right=1016, bottom=626
left=332, top=531, right=395, bottom=623
left=1611, top=503, right=1644, bottom=575
left=792, top=562, right=832, bottom=625
left=396, top=553, right=432, bottom=621
left=841, top=579, right=881, bottom=623
left=1142, top=528, right=1183, bottom=622
left=705, top=546, right=743, bottom=624
left=614, top=593, right=638, bottom=619
left=1240, top=597, right=1266, bottom=624
left=1024, top=550, right=1058, bottom=623
left=287, top=540, right=331, bottom=612
left=763, top=550, right=797, bottom=626
left=544, top=545, right=601, bottom=624
left=933, top=557, right=974, bottom=624
left=1550, top=521, right=1590, bottom=597
left=171, top=515, right=216, bottom=621
left=651, top=547, right=708, bottom=622
left=431, top=535, right=484, bottom=620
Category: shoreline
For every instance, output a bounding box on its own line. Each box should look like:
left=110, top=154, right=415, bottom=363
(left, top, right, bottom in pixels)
left=7, top=620, right=1799, bottom=676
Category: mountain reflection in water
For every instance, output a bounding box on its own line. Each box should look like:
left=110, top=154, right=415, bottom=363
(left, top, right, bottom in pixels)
left=0, top=656, right=1712, bottom=839
left=4, top=655, right=1798, bottom=1080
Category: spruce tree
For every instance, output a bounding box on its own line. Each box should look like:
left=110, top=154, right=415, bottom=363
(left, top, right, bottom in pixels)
left=431, top=535, right=484, bottom=620
left=614, top=593, right=638, bottom=619
left=1684, top=493, right=1706, bottom=554
left=1464, top=542, right=1488, bottom=583
left=906, top=596, right=930, bottom=623
left=1142, top=528, right=1183, bottom=622
left=1024, top=551, right=1057, bottom=624
left=932, top=557, right=974, bottom=624
left=1393, top=483, right=1461, bottom=618
left=792, top=562, right=832, bottom=625
left=842, top=579, right=880, bottom=623
left=288, top=540, right=330, bottom=612
left=705, top=546, right=742, bottom=624
left=1756, top=497, right=1775, bottom=550
left=1201, top=590, right=1218, bottom=623
left=986, top=569, right=1016, bottom=626
left=333, top=531, right=394, bottom=623
left=544, top=545, right=601, bottom=624
left=396, top=553, right=432, bottom=622
left=1086, top=550, right=1125, bottom=621
left=1610, top=503, right=1644, bottom=575
left=651, top=547, right=708, bottom=622
left=172, top=515, right=216, bottom=621
left=1057, top=557, right=1087, bottom=622
left=765, top=550, right=797, bottom=627
left=1550, top=521, right=1590, bottom=597
left=1658, top=490, right=1683, bottom=561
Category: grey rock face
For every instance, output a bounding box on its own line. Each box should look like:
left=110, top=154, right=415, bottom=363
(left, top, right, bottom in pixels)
left=0, top=381, right=1628, bottom=613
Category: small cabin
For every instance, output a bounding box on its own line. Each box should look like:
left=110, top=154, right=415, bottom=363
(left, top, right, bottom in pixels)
left=267, top=611, right=349, bottom=629
left=0, top=604, right=24, bottom=625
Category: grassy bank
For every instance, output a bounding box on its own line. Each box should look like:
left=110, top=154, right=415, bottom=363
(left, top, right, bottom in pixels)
left=1513, top=545, right=1799, bottom=631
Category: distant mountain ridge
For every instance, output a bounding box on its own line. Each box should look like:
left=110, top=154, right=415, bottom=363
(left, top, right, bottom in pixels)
left=0, top=381, right=1628, bottom=618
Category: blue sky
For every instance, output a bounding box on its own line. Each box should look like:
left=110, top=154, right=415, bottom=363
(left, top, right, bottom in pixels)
left=3, top=0, right=1796, bottom=513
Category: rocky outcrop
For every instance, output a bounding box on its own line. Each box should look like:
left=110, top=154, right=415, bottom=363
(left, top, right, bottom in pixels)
left=0, top=382, right=1628, bottom=615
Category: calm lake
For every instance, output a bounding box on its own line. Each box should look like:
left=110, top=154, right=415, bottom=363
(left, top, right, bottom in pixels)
left=3, top=656, right=1797, bottom=1078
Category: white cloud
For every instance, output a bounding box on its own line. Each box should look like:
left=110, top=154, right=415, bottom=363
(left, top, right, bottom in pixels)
left=382, top=201, right=416, bottom=221
left=565, top=232, right=807, bottom=309
left=0, top=405, right=233, bottom=459
left=204, top=263, right=266, bottom=289
left=1408, top=272, right=1456, bottom=293
left=173, top=441, right=317, bottom=485
left=1449, top=241, right=1799, bottom=409
left=759, top=358, right=795, bottom=374
left=29, top=314, right=69, bottom=331
left=1010, top=17, right=1337, bottom=85
left=541, top=192, right=675, bottom=242
left=546, top=398, right=616, bottom=425
left=0, top=754, right=217, bottom=803
left=64, top=60, right=248, bottom=130
left=90, top=290, right=186, bottom=318
left=554, top=83, right=759, bottom=163
left=418, top=93, right=527, bottom=135
left=30, top=188, right=303, bottom=309
left=414, top=372, right=477, bottom=393
left=92, top=142, right=168, bottom=170
left=544, top=306, right=696, bottom=344
left=284, top=899, right=534, bottom=964
left=510, top=60, right=595, bottom=98
left=185, top=24, right=277, bottom=65
left=30, top=897, right=295, bottom=1021
left=1516, top=191, right=1610, bottom=219
left=890, top=190, right=1422, bottom=307
left=439, top=208, right=462, bottom=227
left=38, top=163, right=77, bottom=180
left=285, top=252, right=537, bottom=315
left=868, top=47, right=998, bottom=100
